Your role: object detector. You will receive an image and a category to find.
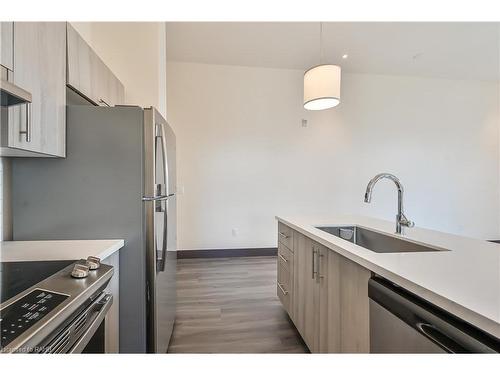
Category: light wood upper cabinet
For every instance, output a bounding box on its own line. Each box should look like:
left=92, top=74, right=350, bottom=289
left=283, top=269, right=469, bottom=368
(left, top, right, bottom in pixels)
left=0, top=22, right=14, bottom=71
left=66, top=23, right=124, bottom=107
left=5, top=22, right=66, bottom=157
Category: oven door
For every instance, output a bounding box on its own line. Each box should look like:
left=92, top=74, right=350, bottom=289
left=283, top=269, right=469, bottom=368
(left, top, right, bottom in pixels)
left=41, top=293, right=113, bottom=354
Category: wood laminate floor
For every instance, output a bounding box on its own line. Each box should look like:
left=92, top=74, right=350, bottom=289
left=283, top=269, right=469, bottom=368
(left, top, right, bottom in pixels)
left=168, top=256, right=308, bottom=353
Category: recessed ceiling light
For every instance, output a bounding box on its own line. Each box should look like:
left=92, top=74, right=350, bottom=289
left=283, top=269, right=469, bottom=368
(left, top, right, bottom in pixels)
left=342, top=54, right=348, bottom=59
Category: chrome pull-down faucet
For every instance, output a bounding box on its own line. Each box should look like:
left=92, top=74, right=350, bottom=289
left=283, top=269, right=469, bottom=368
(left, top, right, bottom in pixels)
left=364, top=173, right=414, bottom=235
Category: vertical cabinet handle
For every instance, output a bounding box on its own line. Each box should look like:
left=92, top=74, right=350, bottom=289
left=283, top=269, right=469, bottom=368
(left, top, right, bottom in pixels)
left=317, top=251, right=325, bottom=279
left=312, top=246, right=317, bottom=279
left=19, top=102, right=31, bottom=142
left=26, top=102, right=31, bottom=142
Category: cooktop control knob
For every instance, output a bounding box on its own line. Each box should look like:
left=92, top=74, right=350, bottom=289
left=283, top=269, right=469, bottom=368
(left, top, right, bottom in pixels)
left=71, top=264, right=90, bottom=279
left=86, top=256, right=101, bottom=270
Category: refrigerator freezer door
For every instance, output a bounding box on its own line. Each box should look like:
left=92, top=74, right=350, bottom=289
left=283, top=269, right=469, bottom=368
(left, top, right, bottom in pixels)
left=144, top=108, right=177, bottom=353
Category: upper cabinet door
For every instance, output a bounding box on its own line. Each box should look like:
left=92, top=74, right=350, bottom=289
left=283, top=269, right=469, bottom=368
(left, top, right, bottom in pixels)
left=0, top=22, right=14, bottom=71
left=7, top=22, right=66, bottom=157
left=66, top=23, right=94, bottom=102
left=66, top=23, right=125, bottom=107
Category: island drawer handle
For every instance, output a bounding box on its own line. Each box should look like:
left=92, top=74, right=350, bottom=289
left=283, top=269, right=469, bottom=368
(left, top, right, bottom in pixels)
left=278, top=232, right=289, bottom=239
left=277, top=283, right=288, bottom=295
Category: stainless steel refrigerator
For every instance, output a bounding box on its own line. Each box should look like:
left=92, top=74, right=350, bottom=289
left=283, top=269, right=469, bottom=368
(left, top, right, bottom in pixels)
left=11, top=104, right=177, bottom=353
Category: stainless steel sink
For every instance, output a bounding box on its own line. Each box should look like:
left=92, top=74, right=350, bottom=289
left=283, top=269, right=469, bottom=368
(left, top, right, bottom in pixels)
left=315, top=226, right=447, bottom=253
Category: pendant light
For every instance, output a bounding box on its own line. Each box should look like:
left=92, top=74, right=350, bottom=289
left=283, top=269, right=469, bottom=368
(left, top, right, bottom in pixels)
left=303, top=23, right=341, bottom=110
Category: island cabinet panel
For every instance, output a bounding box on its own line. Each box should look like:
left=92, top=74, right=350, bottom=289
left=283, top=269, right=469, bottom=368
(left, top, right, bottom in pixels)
left=318, top=245, right=341, bottom=353
left=338, top=255, right=371, bottom=353
left=291, top=232, right=319, bottom=351
left=276, top=226, right=295, bottom=319
left=278, top=221, right=294, bottom=250
left=102, top=251, right=120, bottom=353
left=278, top=222, right=372, bottom=353
left=277, top=258, right=292, bottom=312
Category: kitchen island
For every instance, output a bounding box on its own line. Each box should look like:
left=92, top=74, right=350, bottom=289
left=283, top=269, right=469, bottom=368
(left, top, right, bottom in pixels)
left=276, top=215, right=500, bottom=352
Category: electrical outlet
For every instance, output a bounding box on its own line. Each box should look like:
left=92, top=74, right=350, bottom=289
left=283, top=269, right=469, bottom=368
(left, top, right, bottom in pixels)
left=301, top=119, right=308, bottom=127
left=232, top=228, right=238, bottom=237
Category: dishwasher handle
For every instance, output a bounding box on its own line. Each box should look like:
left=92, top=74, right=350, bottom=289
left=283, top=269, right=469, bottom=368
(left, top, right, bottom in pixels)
left=416, top=322, right=461, bottom=353
left=368, top=276, right=500, bottom=353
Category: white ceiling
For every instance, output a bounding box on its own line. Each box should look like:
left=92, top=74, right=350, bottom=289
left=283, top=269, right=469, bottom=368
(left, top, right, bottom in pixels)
left=166, top=22, right=499, bottom=81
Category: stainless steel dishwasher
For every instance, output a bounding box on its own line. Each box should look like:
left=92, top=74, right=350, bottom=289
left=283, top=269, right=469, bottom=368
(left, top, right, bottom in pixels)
left=369, top=277, right=500, bottom=353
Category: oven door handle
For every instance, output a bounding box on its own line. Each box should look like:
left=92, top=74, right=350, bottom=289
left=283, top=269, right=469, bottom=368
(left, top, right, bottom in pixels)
left=68, top=294, right=113, bottom=353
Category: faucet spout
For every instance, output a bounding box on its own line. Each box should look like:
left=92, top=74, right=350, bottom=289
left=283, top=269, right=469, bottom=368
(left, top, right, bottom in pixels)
left=364, top=190, right=372, bottom=203
left=363, top=173, right=414, bottom=235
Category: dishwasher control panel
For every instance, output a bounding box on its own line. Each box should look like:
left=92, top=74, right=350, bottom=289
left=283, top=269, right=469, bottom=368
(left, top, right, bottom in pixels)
left=0, top=289, right=68, bottom=349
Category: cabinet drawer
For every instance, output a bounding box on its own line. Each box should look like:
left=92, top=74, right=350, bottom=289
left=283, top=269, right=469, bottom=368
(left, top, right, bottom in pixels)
left=278, top=242, right=293, bottom=271
left=277, top=261, right=292, bottom=312
left=278, top=222, right=294, bottom=250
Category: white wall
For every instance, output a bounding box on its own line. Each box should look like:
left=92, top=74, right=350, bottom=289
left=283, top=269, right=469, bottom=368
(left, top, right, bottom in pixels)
left=166, top=62, right=499, bottom=251
left=71, top=22, right=167, bottom=117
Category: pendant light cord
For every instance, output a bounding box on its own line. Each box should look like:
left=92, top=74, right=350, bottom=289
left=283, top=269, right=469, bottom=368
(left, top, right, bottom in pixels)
left=319, top=22, right=324, bottom=64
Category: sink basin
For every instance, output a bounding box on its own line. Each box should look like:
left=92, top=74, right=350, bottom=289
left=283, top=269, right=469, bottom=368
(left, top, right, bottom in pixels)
left=315, top=226, right=447, bottom=253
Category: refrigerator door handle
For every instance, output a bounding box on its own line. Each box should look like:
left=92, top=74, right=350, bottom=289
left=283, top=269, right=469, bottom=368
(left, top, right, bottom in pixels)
left=157, top=126, right=169, bottom=272
left=157, top=201, right=168, bottom=272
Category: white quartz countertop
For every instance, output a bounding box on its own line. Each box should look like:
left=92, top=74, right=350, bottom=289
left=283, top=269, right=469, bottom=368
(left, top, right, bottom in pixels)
left=276, top=215, right=500, bottom=339
left=0, top=239, right=124, bottom=262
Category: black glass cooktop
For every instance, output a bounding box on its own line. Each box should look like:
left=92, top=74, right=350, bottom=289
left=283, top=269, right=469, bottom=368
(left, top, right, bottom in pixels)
left=0, top=260, right=75, bottom=304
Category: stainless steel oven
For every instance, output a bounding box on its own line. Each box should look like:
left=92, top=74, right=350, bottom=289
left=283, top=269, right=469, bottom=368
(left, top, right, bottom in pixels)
left=36, top=292, right=112, bottom=353
left=369, top=276, right=500, bottom=353
left=1, top=257, right=114, bottom=353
